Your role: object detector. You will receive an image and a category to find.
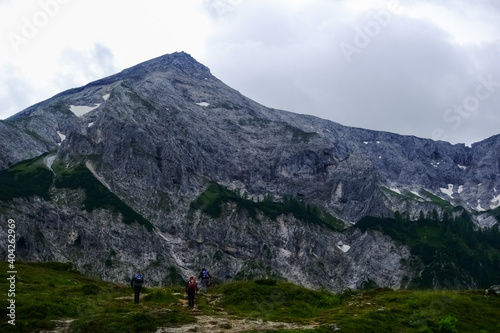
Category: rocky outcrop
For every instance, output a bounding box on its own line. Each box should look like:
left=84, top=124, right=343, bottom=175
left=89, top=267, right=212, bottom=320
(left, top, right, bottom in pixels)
left=0, top=52, right=498, bottom=290
left=0, top=193, right=410, bottom=290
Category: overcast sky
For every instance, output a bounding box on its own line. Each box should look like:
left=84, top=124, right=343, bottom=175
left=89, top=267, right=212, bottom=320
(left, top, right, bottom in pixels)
left=1, top=0, right=499, bottom=146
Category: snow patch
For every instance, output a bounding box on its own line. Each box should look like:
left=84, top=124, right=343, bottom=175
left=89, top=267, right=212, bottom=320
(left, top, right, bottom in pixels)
left=390, top=188, right=401, bottom=194
left=57, top=131, right=66, bottom=145
left=43, top=154, right=56, bottom=171
left=376, top=141, right=380, bottom=144
left=70, top=104, right=100, bottom=117
left=490, top=194, right=500, bottom=209
left=458, top=185, right=464, bottom=194
left=457, top=165, right=467, bottom=170
left=88, top=122, right=94, bottom=128
left=337, top=242, right=351, bottom=253
left=102, top=94, right=110, bottom=101
left=475, top=201, right=486, bottom=212
left=196, top=102, right=210, bottom=107
left=440, top=184, right=454, bottom=198
left=363, top=141, right=369, bottom=145
left=279, top=248, right=293, bottom=258
left=431, top=161, right=441, bottom=168
left=411, top=191, right=422, bottom=198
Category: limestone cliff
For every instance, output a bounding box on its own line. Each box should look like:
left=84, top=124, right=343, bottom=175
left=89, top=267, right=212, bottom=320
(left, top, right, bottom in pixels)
left=1, top=52, right=498, bottom=290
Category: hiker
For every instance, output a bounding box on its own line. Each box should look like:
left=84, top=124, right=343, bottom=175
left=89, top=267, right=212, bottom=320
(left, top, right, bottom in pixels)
left=198, top=268, right=212, bottom=292
left=131, top=269, right=144, bottom=304
left=185, top=276, right=198, bottom=308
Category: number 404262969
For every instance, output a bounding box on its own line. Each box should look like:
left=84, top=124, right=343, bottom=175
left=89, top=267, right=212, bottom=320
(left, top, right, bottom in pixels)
left=7, top=219, right=16, bottom=269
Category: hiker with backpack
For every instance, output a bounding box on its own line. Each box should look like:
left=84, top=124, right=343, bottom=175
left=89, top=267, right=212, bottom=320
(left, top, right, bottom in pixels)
left=198, top=268, right=212, bottom=292
left=131, top=269, right=144, bottom=304
left=185, top=276, right=198, bottom=308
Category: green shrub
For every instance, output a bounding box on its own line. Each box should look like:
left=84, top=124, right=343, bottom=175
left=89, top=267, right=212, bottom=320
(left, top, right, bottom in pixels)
left=190, top=182, right=345, bottom=231
left=82, top=284, right=100, bottom=295
left=356, top=215, right=500, bottom=289
left=55, top=165, right=153, bottom=231
left=408, top=298, right=420, bottom=310
left=0, top=155, right=53, bottom=201
left=143, top=289, right=177, bottom=304
left=437, top=315, right=458, bottom=333
left=255, top=279, right=277, bottom=286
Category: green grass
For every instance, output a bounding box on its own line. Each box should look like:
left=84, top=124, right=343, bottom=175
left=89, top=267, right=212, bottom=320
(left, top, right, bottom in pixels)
left=356, top=215, right=500, bottom=289
left=214, top=279, right=341, bottom=323
left=0, top=261, right=195, bottom=332
left=213, top=280, right=500, bottom=333
left=420, top=189, right=453, bottom=208
left=190, top=182, right=345, bottom=231
left=0, top=153, right=54, bottom=202
left=0, top=154, right=153, bottom=232
left=54, top=164, right=154, bottom=231
left=1, top=262, right=499, bottom=332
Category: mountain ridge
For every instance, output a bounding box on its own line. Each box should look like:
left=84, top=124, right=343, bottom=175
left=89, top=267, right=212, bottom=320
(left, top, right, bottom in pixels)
left=0, top=51, right=499, bottom=290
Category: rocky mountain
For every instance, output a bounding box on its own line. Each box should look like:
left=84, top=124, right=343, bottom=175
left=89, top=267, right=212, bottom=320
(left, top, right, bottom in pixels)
left=1, top=52, right=499, bottom=290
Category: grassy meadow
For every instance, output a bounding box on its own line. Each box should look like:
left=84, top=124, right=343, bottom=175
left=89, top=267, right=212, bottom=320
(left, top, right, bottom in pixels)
left=1, top=261, right=499, bottom=332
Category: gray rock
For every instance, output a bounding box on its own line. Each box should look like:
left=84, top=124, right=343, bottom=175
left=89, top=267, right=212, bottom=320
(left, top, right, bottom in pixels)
left=0, top=52, right=498, bottom=290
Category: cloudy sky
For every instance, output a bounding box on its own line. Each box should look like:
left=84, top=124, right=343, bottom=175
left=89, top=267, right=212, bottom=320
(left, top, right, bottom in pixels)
left=1, top=0, right=499, bottom=146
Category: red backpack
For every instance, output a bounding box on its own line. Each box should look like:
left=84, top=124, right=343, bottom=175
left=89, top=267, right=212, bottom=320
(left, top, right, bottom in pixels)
left=188, top=279, right=197, bottom=292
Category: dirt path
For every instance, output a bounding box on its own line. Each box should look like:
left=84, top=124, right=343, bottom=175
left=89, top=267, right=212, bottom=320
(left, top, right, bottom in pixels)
left=157, top=293, right=319, bottom=332
left=156, top=314, right=318, bottom=333
left=39, top=292, right=320, bottom=332
left=39, top=319, right=75, bottom=333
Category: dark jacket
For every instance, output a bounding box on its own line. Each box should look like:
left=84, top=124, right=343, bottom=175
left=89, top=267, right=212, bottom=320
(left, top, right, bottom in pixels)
left=198, top=270, right=212, bottom=280
left=131, top=273, right=144, bottom=288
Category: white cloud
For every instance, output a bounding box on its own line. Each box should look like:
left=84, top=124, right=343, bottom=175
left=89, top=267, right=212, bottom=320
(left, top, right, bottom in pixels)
left=54, top=43, right=118, bottom=90
left=0, top=0, right=499, bottom=146
left=201, top=0, right=500, bottom=145
left=0, top=64, right=34, bottom=117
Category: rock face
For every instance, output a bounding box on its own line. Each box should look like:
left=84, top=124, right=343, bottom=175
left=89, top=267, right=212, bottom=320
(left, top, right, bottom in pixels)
left=0, top=52, right=499, bottom=290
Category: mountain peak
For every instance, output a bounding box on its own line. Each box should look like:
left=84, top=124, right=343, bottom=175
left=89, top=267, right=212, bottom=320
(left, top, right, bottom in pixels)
left=7, top=52, right=213, bottom=122
left=1, top=51, right=500, bottom=292
left=119, top=51, right=212, bottom=80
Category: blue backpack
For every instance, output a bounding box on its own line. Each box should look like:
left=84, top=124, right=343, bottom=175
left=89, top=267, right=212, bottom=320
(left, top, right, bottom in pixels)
left=134, top=274, right=144, bottom=283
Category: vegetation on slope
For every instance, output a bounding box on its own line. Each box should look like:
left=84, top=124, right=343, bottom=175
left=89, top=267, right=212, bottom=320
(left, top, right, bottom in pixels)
left=0, top=261, right=195, bottom=333
left=356, top=214, right=500, bottom=289
left=490, top=205, right=500, bottom=222
left=0, top=153, right=153, bottom=231
left=190, top=182, right=345, bottom=231
left=1, top=262, right=499, bottom=333
left=0, top=153, right=53, bottom=202
left=214, top=280, right=500, bottom=333
left=54, top=164, right=153, bottom=231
